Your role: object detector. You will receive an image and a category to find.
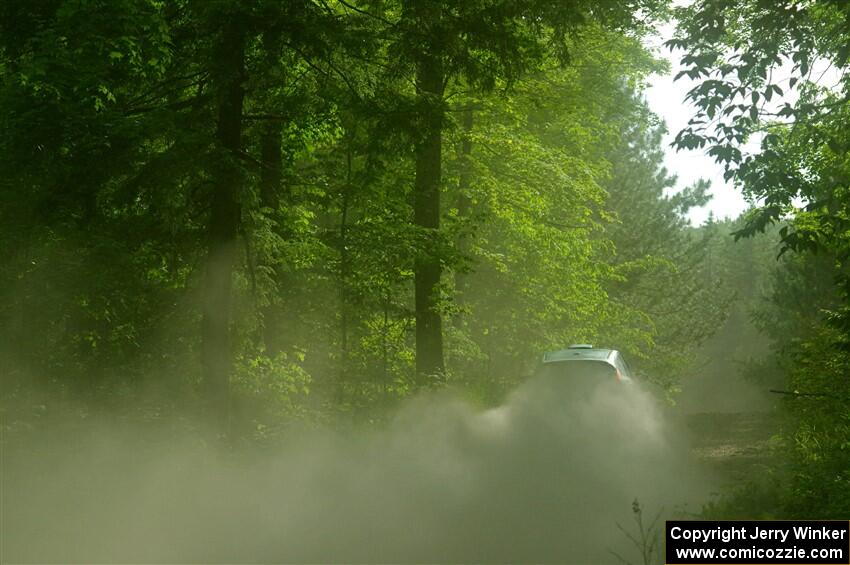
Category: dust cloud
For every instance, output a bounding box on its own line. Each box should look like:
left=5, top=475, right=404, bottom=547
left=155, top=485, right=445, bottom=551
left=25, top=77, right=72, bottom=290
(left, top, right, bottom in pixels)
left=2, top=376, right=711, bottom=563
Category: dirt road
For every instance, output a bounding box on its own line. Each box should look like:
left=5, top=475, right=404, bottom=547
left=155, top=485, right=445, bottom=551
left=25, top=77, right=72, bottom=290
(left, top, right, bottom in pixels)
left=685, top=411, right=781, bottom=484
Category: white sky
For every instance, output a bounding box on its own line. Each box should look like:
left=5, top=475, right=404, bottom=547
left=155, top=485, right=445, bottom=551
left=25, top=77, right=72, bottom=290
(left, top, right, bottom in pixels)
left=644, top=22, right=750, bottom=225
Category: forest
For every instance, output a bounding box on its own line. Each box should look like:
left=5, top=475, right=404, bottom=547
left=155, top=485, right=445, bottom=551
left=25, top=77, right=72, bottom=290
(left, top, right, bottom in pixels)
left=1, top=0, right=849, bottom=563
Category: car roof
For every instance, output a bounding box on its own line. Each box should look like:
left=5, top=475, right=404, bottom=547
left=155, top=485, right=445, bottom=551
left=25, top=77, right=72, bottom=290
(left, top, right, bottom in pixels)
left=542, top=347, right=616, bottom=363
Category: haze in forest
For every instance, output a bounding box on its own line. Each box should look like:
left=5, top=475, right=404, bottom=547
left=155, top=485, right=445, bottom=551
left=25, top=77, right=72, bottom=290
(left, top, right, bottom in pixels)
left=4, top=377, right=709, bottom=563
left=5, top=0, right=850, bottom=562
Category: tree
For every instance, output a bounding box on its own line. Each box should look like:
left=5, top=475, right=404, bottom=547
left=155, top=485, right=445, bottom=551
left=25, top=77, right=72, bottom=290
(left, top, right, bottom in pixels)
left=201, top=8, right=247, bottom=423
left=670, top=0, right=850, bottom=517
left=668, top=0, right=850, bottom=260
left=385, top=0, right=666, bottom=386
left=2, top=0, right=738, bottom=434
left=602, top=94, right=731, bottom=387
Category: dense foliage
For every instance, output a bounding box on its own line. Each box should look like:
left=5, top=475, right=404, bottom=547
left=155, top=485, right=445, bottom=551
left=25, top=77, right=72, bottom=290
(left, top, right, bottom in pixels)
left=671, top=0, right=850, bottom=518
left=0, top=0, right=732, bottom=443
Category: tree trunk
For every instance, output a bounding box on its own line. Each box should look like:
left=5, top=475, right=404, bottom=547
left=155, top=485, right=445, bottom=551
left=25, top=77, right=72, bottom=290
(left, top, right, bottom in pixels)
left=456, top=107, right=474, bottom=299
left=260, top=122, right=283, bottom=357
left=413, top=53, right=446, bottom=386
left=201, top=19, right=245, bottom=425
left=339, top=139, right=353, bottom=392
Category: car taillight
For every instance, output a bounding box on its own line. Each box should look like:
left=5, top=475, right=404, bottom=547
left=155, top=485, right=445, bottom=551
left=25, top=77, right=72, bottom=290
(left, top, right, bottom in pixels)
left=615, top=368, right=623, bottom=382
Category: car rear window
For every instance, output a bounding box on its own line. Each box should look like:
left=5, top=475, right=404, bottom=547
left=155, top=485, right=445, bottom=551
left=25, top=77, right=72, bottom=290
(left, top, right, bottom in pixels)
left=543, top=349, right=611, bottom=362
left=536, top=360, right=617, bottom=381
